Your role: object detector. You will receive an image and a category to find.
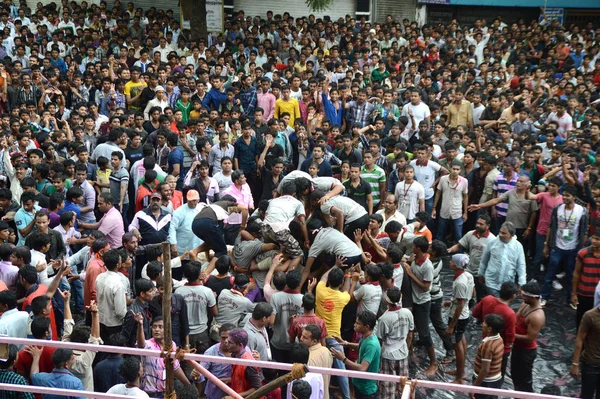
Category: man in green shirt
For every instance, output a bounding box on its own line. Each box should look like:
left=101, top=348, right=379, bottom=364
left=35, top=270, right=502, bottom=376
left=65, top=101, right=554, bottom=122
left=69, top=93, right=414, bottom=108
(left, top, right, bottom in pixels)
left=330, top=310, right=381, bottom=398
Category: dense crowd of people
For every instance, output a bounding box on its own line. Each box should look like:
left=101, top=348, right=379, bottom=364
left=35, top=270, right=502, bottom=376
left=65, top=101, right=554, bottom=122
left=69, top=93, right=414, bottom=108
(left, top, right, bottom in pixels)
left=0, top=1, right=598, bottom=399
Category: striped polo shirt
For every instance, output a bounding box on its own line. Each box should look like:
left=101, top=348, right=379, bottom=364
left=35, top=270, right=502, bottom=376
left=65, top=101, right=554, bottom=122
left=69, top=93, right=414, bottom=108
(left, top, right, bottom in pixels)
left=577, top=246, right=600, bottom=297
left=474, top=334, right=504, bottom=382
left=492, top=172, right=517, bottom=217
left=361, top=164, right=386, bottom=205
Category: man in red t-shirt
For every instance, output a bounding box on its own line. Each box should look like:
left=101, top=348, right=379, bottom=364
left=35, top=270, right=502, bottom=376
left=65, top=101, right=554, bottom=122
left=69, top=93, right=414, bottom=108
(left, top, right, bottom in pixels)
left=288, top=290, right=328, bottom=345
left=472, top=281, right=517, bottom=382
left=15, top=317, right=56, bottom=379
left=19, top=264, right=69, bottom=341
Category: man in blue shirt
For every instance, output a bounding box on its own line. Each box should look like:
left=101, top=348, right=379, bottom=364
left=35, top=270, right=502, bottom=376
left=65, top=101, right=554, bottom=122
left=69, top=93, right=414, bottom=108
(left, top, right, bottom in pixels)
left=166, top=133, right=185, bottom=190
left=29, top=346, right=85, bottom=399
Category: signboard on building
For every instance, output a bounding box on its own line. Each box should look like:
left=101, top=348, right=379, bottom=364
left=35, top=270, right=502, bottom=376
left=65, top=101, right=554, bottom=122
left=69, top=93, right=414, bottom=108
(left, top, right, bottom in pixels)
left=539, top=7, right=564, bottom=25
left=418, top=0, right=450, bottom=4
left=206, top=0, right=224, bottom=33
left=181, top=0, right=224, bottom=33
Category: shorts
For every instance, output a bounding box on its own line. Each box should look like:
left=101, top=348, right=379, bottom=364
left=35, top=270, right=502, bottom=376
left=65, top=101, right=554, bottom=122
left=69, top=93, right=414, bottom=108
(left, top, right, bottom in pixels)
left=449, top=317, right=470, bottom=342
left=262, top=224, right=303, bottom=258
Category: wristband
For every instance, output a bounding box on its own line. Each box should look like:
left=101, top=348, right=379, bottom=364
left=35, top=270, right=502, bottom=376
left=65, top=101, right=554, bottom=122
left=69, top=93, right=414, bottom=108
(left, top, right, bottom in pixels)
left=572, top=362, right=579, bottom=366
left=344, top=274, right=351, bottom=278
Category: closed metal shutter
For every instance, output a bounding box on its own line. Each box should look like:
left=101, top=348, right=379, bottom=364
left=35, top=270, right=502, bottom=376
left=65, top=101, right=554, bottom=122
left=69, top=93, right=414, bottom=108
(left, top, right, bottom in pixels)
left=233, top=0, right=356, bottom=20
left=374, top=0, right=416, bottom=23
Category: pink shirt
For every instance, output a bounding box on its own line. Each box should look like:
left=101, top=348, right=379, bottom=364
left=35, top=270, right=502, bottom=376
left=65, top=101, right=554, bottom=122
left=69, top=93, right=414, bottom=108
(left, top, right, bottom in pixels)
left=0, top=260, right=19, bottom=288
left=223, top=183, right=254, bottom=225
left=141, top=338, right=181, bottom=393
left=257, top=92, right=276, bottom=120
left=98, top=206, right=125, bottom=249
left=536, top=191, right=563, bottom=236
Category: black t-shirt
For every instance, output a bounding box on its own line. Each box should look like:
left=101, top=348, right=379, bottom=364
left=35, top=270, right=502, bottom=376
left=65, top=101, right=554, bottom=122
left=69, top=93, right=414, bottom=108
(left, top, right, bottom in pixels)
left=125, top=144, right=144, bottom=165
left=263, top=144, right=284, bottom=169
left=343, top=178, right=372, bottom=212
left=204, top=275, right=233, bottom=299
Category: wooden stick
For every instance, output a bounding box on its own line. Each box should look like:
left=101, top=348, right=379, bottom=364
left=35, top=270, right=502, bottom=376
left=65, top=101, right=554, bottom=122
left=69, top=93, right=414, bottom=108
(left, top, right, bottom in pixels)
left=162, top=241, right=174, bottom=399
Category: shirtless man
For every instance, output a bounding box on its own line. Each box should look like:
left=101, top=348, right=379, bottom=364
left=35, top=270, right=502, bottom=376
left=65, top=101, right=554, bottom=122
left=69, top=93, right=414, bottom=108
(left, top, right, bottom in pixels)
left=511, top=280, right=545, bottom=392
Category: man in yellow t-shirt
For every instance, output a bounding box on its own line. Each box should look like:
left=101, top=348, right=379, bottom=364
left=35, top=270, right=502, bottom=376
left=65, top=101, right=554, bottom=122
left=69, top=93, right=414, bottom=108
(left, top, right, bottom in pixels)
left=274, top=86, right=301, bottom=127
left=315, top=266, right=356, bottom=399
left=124, top=68, right=147, bottom=112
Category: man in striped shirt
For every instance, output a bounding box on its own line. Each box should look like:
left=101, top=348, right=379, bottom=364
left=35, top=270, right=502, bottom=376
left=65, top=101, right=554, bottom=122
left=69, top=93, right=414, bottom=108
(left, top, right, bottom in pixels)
left=473, top=314, right=505, bottom=395
left=361, top=151, right=386, bottom=209
left=491, top=157, right=517, bottom=234
left=572, top=227, right=600, bottom=329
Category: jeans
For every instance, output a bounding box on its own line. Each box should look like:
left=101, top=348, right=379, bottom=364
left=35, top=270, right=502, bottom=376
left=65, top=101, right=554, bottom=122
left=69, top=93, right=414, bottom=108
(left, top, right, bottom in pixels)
left=325, top=338, right=350, bottom=399
left=531, top=233, right=547, bottom=280
left=430, top=297, right=454, bottom=354
left=487, top=287, right=500, bottom=298
left=511, top=346, right=536, bottom=392
left=577, top=295, right=596, bottom=331
left=491, top=214, right=506, bottom=236
left=541, top=247, right=578, bottom=300
left=436, top=216, right=464, bottom=242
left=115, top=202, right=129, bottom=231
left=581, top=362, right=600, bottom=399
left=413, top=301, right=433, bottom=348
left=69, top=265, right=84, bottom=313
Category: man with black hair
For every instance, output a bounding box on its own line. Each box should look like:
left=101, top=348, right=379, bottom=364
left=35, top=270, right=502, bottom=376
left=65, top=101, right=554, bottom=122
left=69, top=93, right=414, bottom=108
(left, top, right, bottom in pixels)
left=0, top=242, right=17, bottom=288
left=286, top=342, right=324, bottom=398
left=331, top=310, right=381, bottom=399
left=403, top=235, right=438, bottom=376
left=149, top=275, right=190, bottom=349
left=96, top=248, right=127, bottom=341
left=473, top=281, right=517, bottom=382
left=0, top=290, right=28, bottom=339
left=122, top=278, right=156, bottom=347
left=106, top=356, right=147, bottom=397
left=315, top=266, right=354, bottom=399
left=14, top=191, right=40, bottom=246
left=270, top=269, right=304, bottom=364
left=62, top=292, right=101, bottom=391
left=243, top=302, right=274, bottom=361
left=28, top=346, right=84, bottom=395
left=15, top=317, right=55, bottom=377
left=512, top=280, right=545, bottom=392
left=93, top=333, right=127, bottom=393
left=262, top=180, right=309, bottom=271
left=0, top=344, right=35, bottom=398
left=473, top=314, right=506, bottom=395
left=212, top=274, right=255, bottom=341
left=25, top=211, right=66, bottom=263
left=375, top=286, right=414, bottom=399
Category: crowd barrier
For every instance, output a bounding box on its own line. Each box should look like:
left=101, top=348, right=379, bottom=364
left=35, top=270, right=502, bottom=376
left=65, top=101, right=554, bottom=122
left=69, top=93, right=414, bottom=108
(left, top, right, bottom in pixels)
left=0, top=336, right=574, bottom=399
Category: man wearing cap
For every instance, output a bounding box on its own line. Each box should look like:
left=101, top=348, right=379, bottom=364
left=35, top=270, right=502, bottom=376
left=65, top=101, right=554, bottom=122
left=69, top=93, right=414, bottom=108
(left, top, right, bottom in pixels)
left=444, top=254, right=474, bottom=384
left=169, top=190, right=204, bottom=256
left=128, top=192, right=172, bottom=247
left=143, top=85, right=169, bottom=120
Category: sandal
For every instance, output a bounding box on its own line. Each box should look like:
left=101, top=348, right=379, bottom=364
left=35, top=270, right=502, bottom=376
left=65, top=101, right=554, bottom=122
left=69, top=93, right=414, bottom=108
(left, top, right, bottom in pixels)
left=441, top=356, right=455, bottom=365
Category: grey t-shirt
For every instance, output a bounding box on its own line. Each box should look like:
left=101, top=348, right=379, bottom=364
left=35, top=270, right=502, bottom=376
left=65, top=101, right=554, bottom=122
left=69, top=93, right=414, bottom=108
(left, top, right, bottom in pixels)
left=244, top=318, right=271, bottom=361
left=500, top=189, right=539, bottom=229
left=410, top=257, right=434, bottom=305
left=214, top=289, right=255, bottom=333
left=233, top=236, right=264, bottom=268
left=375, top=307, right=414, bottom=360
left=175, top=284, right=216, bottom=334
left=320, top=195, right=367, bottom=224
left=308, top=228, right=363, bottom=259
left=458, top=230, right=496, bottom=275
left=270, top=291, right=304, bottom=350
left=449, top=271, right=475, bottom=320
left=109, top=166, right=130, bottom=204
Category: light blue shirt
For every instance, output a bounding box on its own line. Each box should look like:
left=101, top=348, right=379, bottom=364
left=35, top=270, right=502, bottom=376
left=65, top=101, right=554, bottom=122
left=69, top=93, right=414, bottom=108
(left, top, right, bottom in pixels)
left=594, top=281, right=600, bottom=309
left=14, top=205, right=41, bottom=246
left=31, top=368, right=84, bottom=399
left=0, top=308, right=29, bottom=342
left=478, top=236, right=526, bottom=291
left=168, top=203, right=203, bottom=254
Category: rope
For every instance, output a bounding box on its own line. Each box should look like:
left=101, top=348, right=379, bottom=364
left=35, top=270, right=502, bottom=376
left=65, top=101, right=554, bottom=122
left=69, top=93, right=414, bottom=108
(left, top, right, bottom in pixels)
left=284, top=363, right=307, bottom=383
left=411, top=379, right=418, bottom=399
left=175, top=346, right=197, bottom=361
left=399, top=375, right=408, bottom=390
